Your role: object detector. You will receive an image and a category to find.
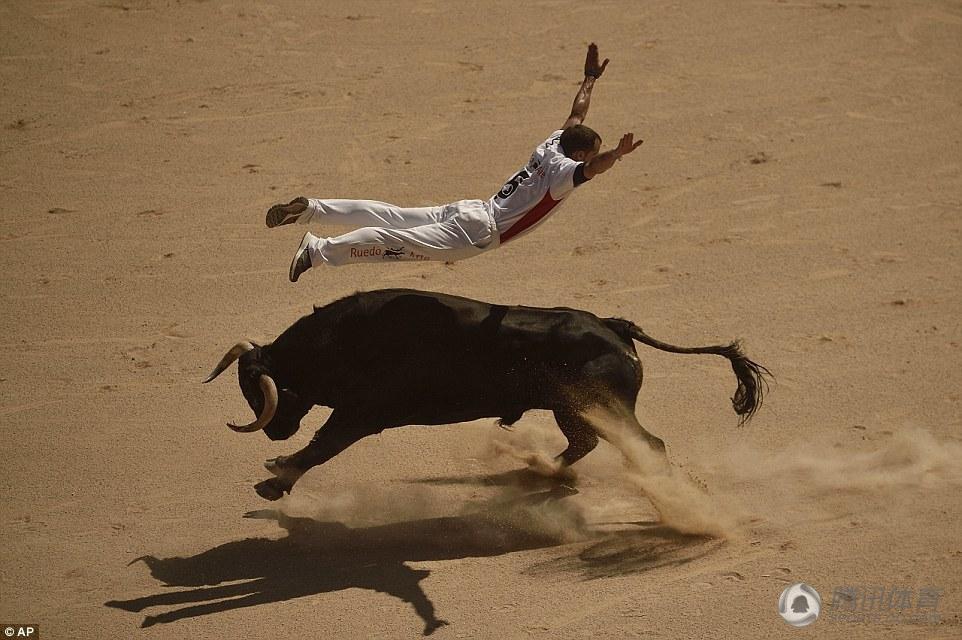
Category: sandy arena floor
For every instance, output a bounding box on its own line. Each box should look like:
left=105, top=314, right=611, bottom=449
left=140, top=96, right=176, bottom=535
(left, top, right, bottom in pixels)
left=1, top=1, right=960, bottom=638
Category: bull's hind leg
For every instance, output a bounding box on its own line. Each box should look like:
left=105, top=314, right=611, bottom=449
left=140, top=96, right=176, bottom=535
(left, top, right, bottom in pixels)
left=553, top=406, right=667, bottom=465
left=622, top=408, right=667, bottom=457
left=576, top=352, right=669, bottom=468
left=593, top=401, right=671, bottom=474
left=553, top=410, right=600, bottom=467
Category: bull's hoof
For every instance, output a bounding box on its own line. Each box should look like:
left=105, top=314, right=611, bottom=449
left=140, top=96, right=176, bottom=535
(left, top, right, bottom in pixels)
left=254, top=478, right=289, bottom=501
left=424, top=619, right=450, bottom=635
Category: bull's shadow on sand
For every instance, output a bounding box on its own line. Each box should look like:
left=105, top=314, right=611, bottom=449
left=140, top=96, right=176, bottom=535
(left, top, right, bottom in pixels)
left=106, top=481, right=717, bottom=635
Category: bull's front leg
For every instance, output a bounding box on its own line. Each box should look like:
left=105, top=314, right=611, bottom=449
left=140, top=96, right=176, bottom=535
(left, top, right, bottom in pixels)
left=255, top=412, right=374, bottom=500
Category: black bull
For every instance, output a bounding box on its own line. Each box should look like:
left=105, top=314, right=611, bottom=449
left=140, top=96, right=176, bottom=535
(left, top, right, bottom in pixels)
left=204, top=289, right=770, bottom=500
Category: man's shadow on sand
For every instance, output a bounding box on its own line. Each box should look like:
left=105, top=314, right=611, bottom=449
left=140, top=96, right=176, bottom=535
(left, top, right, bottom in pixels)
left=106, top=474, right=716, bottom=635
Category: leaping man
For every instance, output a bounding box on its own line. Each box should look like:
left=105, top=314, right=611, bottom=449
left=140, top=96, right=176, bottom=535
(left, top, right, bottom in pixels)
left=270, top=43, right=644, bottom=282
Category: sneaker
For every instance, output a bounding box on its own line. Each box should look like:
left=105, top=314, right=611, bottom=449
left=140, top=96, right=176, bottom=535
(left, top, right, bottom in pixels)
left=289, top=232, right=315, bottom=282
left=266, top=197, right=309, bottom=228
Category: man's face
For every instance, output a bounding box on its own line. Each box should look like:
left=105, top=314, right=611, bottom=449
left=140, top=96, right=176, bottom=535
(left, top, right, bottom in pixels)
left=572, top=138, right=602, bottom=163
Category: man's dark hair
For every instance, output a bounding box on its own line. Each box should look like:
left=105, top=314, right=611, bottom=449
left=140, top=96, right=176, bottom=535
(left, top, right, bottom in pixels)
left=560, top=124, right=601, bottom=157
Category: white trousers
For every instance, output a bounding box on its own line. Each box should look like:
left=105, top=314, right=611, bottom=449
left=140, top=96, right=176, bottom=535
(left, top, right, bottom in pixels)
left=301, top=199, right=499, bottom=266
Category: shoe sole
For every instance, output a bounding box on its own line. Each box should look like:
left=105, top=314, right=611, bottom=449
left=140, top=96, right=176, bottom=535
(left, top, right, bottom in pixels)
left=266, top=197, right=309, bottom=228
left=289, top=232, right=313, bottom=282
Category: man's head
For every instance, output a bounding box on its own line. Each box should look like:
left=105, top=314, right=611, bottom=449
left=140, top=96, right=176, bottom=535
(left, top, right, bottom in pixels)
left=560, top=125, right=602, bottom=162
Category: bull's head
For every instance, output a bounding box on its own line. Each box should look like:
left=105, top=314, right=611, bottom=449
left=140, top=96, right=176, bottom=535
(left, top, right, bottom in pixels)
left=203, top=341, right=303, bottom=440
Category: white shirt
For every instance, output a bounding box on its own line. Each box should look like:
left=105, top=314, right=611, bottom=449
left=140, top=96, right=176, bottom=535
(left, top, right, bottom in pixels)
left=487, top=130, right=587, bottom=243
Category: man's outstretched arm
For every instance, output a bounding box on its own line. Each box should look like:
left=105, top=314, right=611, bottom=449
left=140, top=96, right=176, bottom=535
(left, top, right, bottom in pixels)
left=563, top=43, right=609, bottom=130
left=583, top=132, right=644, bottom=180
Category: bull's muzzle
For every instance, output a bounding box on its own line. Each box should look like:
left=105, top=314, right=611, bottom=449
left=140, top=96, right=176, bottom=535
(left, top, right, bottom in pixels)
left=203, top=341, right=278, bottom=433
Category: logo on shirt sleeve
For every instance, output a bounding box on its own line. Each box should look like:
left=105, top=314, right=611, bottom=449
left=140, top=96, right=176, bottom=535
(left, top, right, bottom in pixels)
left=496, top=168, right=531, bottom=201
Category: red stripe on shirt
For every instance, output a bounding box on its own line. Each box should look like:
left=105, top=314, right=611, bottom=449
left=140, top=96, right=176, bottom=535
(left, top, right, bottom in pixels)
left=498, top=192, right=561, bottom=244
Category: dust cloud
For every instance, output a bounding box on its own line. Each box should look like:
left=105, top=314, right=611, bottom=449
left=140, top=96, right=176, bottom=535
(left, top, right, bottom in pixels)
left=277, top=416, right=962, bottom=546
left=486, top=411, right=962, bottom=540
left=585, top=409, right=962, bottom=538
left=280, top=482, right=447, bottom=529
left=581, top=407, right=740, bottom=538
left=708, top=425, right=962, bottom=494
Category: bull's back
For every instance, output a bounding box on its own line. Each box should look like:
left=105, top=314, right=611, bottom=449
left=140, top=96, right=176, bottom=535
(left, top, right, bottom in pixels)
left=285, top=290, right=632, bottom=410
left=342, top=289, right=626, bottom=377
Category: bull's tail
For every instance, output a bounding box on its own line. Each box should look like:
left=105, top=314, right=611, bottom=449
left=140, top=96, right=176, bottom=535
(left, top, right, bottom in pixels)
left=606, top=318, right=772, bottom=424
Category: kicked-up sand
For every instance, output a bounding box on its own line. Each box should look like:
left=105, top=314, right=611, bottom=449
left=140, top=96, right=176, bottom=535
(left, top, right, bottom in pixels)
left=2, top=1, right=961, bottom=638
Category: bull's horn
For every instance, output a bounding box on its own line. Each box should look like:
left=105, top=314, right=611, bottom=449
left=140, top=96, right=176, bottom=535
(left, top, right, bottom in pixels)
left=228, top=375, right=278, bottom=433
left=203, top=341, right=255, bottom=383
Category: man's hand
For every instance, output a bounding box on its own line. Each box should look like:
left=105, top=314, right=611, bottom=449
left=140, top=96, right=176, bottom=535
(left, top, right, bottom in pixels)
left=583, top=132, right=644, bottom=180
left=613, top=132, right=644, bottom=159
left=584, top=43, right=609, bottom=79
